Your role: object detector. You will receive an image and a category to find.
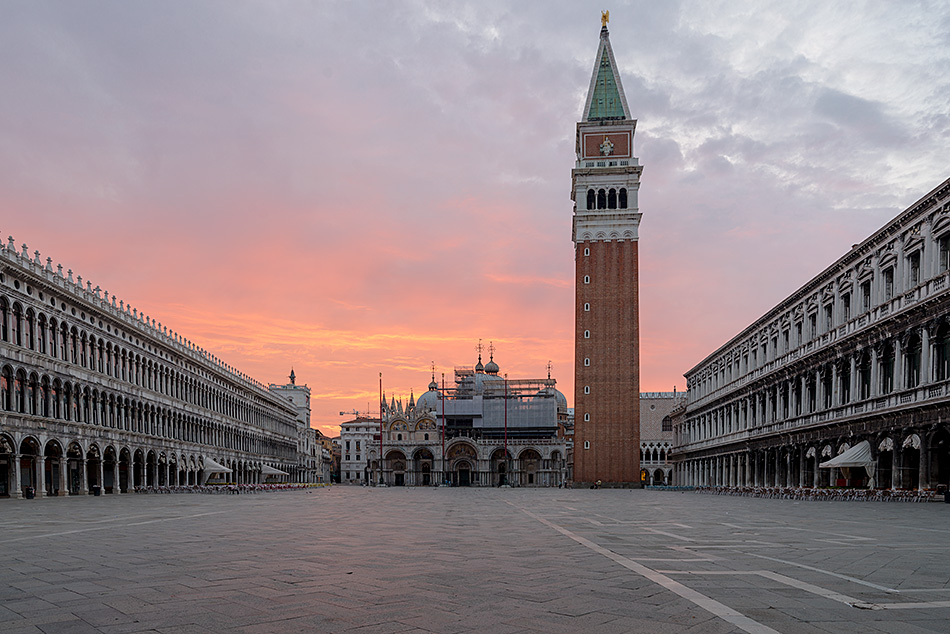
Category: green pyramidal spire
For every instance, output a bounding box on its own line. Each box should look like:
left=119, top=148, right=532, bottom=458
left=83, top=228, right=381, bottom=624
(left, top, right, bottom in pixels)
left=583, top=27, right=629, bottom=121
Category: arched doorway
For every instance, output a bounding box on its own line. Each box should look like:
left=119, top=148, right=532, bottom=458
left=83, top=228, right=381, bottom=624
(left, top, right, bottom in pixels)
left=103, top=446, right=117, bottom=493
left=900, top=434, right=920, bottom=490
left=413, top=448, right=434, bottom=486
left=44, top=439, right=64, bottom=496
left=66, top=442, right=84, bottom=494
left=653, top=468, right=665, bottom=485
left=386, top=451, right=407, bottom=486
left=0, top=434, right=15, bottom=496
left=455, top=460, right=472, bottom=487
left=86, top=445, right=102, bottom=493
left=145, top=450, right=157, bottom=487
left=133, top=449, right=145, bottom=488
left=930, top=428, right=950, bottom=489
left=447, top=442, right=477, bottom=487
left=119, top=447, right=131, bottom=492
left=877, top=438, right=894, bottom=489
left=19, top=437, right=40, bottom=498
left=491, top=448, right=510, bottom=486
left=519, top=449, right=541, bottom=486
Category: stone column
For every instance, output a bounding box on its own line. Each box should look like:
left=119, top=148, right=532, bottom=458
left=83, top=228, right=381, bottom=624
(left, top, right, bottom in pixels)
left=813, top=453, right=820, bottom=488
left=894, top=336, right=904, bottom=391
left=11, top=453, right=22, bottom=498
left=831, top=363, right=839, bottom=407
left=58, top=458, right=67, bottom=496
left=113, top=460, right=120, bottom=494
left=799, top=450, right=805, bottom=488
left=891, top=446, right=899, bottom=490
left=79, top=458, right=88, bottom=494
left=850, top=355, right=858, bottom=402
left=922, top=326, right=932, bottom=385
left=919, top=435, right=930, bottom=491
left=871, top=346, right=880, bottom=397
left=35, top=455, right=46, bottom=498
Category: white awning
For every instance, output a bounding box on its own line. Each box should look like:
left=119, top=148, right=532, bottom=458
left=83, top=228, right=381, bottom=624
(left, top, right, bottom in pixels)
left=261, top=464, right=288, bottom=476
left=199, top=456, right=232, bottom=485
left=878, top=438, right=894, bottom=452
left=806, top=447, right=816, bottom=459
left=819, top=440, right=873, bottom=469
left=202, top=456, right=232, bottom=474
left=903, top=434, right=921, bottom=449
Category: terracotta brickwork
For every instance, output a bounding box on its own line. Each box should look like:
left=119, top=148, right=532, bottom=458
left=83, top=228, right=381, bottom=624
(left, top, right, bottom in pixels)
left=573, top=239, right=640, bottom=485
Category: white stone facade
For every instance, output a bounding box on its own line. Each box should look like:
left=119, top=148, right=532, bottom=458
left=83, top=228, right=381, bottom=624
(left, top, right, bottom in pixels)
left=0, top=235, right=305, bottom=498
left=674, top=178, right=950, bottom=491
left=639, top=392, right=684, bottom=486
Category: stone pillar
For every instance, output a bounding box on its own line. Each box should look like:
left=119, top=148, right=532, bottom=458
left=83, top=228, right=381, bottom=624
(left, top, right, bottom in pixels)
left=831, top=363, right=839, bottom=407
left=799, top=450, right=805, bottom=488
left=799, top=375, right=806, bottom=414
left=113, top=460, right=120, bottom=494
left=35, top=455, right=46, bottom=498
left=11, top=453, right=22, bottom=498
left=850, top=355, right=858, bottom=402
left=79, top=458, right=88, bottom=494
left=813, top=453, right=820, bottom=488
left=891, top=447, right=899, bottom=490
left=97, top=460, right=104, bottom=492
left=922, top=327, right=932, bottom=385
left=871, top=346, right=880, bottom=397
left=894, top=336, right=904, bottom=391
left=58, top=458, right=68, bottom=496
left=919, top=435, right=930, bottom=491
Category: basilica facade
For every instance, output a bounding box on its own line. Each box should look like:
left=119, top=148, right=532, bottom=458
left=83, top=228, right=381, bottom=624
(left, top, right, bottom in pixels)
left=674, top=178, right=950, bottom=491
left=341, top=353, right=569, bottom=487
left=0, top=235, right=315, bottom=498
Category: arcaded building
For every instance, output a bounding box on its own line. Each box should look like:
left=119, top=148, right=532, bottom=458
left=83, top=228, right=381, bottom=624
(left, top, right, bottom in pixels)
left=0, top=235, right=311, bottom=498
left=572, top=18, right=643, bottom=487
left=674, top=178, right=950, bottom=491
left=639, top=392, right=685, bottom=486
left=341, top=352, right=569, bottom=487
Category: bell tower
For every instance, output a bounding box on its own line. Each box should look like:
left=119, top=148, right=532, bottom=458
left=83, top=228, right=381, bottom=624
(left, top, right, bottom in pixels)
left=572, top=16, right=642, bottom=487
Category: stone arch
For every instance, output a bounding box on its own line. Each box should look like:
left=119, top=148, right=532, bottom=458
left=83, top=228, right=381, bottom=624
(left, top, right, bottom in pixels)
left=412, top=448, right=434, bottom=486
left=0, top=433, right=15, bottom=497
left=519, top=448, right=542, bottom=487
left=18, top=436, right=41, bottom=497
left=490, top=447, right=512, bottom=486
left=43, top=438, right=65, bottom=496
left=385, top=449, right=407, bottom=486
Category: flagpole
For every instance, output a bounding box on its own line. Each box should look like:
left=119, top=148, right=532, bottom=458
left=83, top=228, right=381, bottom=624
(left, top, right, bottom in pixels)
left=378, top=372, right=383, bottom=487
left=504, top=373, right=509, bottom=486
left=441, top=372, right=446, bottom=486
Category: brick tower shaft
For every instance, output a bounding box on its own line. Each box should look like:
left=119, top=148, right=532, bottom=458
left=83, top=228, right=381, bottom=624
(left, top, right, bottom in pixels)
left=571, top=21, right=642, bottom=487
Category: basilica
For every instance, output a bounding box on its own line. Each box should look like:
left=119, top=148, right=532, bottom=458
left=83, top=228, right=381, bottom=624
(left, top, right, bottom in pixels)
left=340, top=351, right=570, bottom=487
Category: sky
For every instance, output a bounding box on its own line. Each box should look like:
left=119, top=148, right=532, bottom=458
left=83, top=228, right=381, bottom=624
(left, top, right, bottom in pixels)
left=2, top=1, right=949, bottom=437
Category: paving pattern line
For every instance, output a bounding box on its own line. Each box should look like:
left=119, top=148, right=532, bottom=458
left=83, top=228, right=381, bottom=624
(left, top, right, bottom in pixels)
left=641, top=527, right=694, bottom=542
left=743, top=552, right=899, bottom=593
left=5, top=510, right=228, bottom=542
left=514, top=504, right=781, bottom=634
left=663, top=570, right=950, bottom=611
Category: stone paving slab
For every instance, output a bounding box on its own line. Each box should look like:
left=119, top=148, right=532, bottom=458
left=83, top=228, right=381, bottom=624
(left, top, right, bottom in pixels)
left=2, top=488, right=950, bottom=632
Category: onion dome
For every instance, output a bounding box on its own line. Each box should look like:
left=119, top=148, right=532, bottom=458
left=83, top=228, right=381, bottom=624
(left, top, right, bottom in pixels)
left=485, top=354, right=499, bottom=375
left=475, top=354, right=485, bottom=373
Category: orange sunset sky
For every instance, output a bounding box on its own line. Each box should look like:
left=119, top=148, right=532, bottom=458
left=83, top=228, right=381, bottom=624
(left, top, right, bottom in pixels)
left=3, top=2, right=948, bottom=436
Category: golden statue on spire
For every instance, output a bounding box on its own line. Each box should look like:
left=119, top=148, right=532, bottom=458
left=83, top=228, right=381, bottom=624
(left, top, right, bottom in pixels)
left=601, top=10, right=609, bottom=27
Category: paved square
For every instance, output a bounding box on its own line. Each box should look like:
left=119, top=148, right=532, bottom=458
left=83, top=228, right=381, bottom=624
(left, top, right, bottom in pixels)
left=2, top=489, right=950, bottom=633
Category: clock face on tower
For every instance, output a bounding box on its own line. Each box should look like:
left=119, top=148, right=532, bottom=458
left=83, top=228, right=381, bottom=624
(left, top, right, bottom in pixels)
left=600, top=136, right=614, bottom=156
